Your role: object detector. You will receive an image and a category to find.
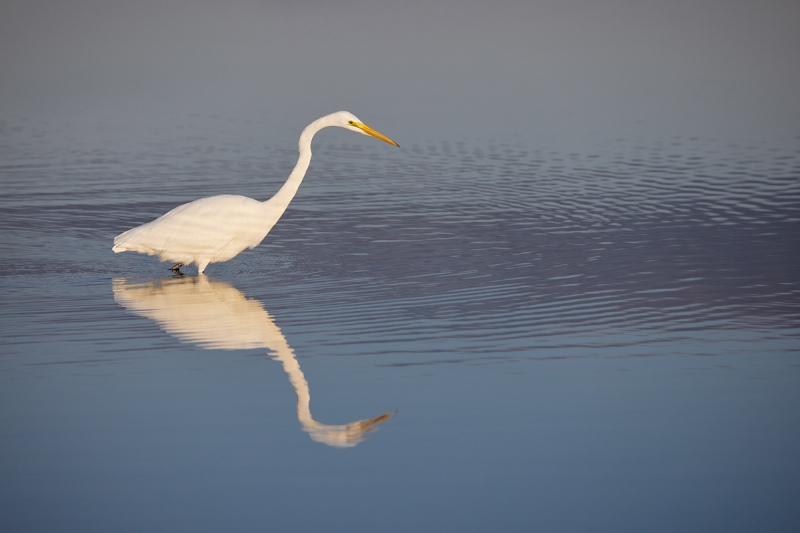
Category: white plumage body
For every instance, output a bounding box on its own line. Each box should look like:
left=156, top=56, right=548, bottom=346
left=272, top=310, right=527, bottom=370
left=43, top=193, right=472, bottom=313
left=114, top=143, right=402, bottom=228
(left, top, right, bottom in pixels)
left=113, top=195, right=285, bottom=273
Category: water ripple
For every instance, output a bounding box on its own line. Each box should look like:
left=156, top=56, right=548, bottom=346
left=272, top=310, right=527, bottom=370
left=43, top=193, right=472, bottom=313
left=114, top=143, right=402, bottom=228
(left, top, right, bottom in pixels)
left=1, top=135, right=798, bottom=364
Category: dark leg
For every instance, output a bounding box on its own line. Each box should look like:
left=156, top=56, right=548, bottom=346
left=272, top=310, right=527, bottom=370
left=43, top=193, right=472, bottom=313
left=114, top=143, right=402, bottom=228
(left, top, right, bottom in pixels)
left=169, top=262, right=184, bottom=273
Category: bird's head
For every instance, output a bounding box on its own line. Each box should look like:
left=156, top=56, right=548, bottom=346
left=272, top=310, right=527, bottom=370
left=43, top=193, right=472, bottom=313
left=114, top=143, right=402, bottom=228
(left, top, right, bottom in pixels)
left=337, top=111, right=400, bottom=147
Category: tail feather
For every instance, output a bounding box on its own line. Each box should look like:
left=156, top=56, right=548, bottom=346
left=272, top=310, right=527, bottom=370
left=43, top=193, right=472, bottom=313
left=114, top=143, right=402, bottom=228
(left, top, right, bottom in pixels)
left=112, top=227, right=137, bottom=253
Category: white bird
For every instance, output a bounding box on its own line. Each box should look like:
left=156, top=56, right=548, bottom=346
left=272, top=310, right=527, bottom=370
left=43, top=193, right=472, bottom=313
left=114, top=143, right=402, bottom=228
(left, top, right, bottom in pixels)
left=113, top=111, right=399, bottom=274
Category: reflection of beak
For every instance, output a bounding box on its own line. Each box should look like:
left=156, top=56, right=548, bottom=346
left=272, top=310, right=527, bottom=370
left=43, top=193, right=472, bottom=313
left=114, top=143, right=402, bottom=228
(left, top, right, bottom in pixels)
left=352, top=122, right=400, bottom=147
left=347, top=412, right=396, bottom=430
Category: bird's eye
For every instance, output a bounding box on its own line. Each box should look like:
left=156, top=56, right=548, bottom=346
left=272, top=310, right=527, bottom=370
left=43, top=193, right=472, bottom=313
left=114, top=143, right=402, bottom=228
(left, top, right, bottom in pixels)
left=348, top=120, right=355, bottom=125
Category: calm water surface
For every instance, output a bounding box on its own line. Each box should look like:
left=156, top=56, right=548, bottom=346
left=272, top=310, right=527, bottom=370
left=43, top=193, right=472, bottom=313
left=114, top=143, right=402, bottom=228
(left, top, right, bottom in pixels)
left=1, top=119, right=799, bottom=532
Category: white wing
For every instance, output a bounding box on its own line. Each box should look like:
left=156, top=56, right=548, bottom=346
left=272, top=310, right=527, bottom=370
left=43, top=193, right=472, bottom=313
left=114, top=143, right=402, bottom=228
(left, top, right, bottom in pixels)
left=113, top=195, right=273, bottom=264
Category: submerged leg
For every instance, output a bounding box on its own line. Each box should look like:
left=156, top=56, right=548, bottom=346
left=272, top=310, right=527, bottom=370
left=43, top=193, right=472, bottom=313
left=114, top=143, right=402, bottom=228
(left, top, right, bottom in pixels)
left=169, top=262, right=184, bottom=273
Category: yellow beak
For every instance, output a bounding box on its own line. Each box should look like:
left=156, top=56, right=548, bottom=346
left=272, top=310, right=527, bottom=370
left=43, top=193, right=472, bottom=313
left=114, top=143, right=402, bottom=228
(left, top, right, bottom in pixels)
left=352, top=122, right=400, bottom=147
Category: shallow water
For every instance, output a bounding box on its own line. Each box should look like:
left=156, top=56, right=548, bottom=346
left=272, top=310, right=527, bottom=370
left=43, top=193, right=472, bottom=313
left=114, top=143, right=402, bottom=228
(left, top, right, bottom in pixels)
left=1, top=120, right=799, bottom=532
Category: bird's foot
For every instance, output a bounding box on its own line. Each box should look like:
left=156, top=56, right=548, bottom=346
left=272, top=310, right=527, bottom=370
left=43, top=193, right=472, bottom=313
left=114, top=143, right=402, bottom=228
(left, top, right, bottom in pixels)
left=169, top=262, right=184, bottom=273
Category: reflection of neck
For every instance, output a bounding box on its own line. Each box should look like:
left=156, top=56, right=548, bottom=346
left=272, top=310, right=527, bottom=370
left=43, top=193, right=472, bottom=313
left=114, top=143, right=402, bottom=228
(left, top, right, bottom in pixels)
left=266, top=321, right=391, bottom=448
left=266, top=337, right=315, bottom=429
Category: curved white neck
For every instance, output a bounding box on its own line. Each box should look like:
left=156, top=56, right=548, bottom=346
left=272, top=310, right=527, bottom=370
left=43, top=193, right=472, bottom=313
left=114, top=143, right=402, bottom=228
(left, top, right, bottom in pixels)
left=264, top=114, right=339, bottom=209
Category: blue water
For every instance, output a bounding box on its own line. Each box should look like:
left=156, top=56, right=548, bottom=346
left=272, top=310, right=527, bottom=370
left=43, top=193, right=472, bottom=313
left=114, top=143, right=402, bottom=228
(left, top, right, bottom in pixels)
left=1, top=116, right=799, bottom=532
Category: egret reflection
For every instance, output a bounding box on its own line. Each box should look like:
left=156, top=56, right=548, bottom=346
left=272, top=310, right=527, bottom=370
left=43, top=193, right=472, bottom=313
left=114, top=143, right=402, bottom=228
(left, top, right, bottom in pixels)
left=112, top=276, right=393, bottom=447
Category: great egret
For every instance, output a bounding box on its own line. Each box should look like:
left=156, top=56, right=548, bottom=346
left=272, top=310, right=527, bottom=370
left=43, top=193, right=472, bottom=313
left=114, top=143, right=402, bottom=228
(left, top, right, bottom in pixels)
left=112, top=111, right=399, bottom=274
